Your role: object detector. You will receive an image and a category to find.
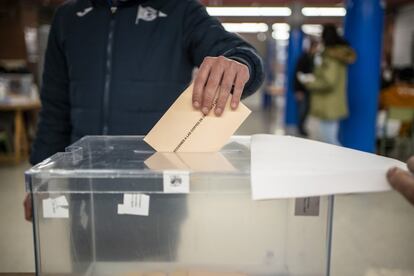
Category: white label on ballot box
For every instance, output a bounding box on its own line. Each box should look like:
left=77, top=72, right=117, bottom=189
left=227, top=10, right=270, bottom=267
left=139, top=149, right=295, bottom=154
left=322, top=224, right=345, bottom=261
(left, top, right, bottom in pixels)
left=117, top=193, right=150, bottom=216
left=43, top=196, right=69, bottom=218
left=163, top=170, right=190, bottom=193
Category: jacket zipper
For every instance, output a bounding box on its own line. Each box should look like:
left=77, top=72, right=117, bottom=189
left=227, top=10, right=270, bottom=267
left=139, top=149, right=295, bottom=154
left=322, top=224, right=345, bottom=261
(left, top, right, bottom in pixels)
left=102, top=7, right=117, bottom=135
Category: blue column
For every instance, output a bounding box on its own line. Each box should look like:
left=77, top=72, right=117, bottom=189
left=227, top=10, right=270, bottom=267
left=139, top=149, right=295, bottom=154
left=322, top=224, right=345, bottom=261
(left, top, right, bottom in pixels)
left=339, top=0, right=384, bottom=152
left=284, top=27, right=303, bottom=127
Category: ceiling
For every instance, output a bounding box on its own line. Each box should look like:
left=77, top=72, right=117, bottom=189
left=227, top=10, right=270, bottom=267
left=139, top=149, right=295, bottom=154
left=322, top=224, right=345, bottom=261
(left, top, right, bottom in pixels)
left=200, top=0, right=413, bottom=24
left=202, top=0, right=341, bottom=6
left=201, top=0, right=413, bottom=9
left=22, top=0, right=414, bottom=21
left=30, top=0, right=414, bottom=9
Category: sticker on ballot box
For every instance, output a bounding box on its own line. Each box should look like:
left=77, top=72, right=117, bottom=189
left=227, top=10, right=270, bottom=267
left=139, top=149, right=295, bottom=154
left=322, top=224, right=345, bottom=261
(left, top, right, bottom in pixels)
left=43, top=195, right=69, bottom=218
left=163, top=170, right=190, bottom=194
left=117, top=193, right=150, bottom=216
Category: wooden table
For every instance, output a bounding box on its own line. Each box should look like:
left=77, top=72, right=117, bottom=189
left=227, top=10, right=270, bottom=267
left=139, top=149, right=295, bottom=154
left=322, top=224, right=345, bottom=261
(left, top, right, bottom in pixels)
left=380, top=84, right=414, bottom=109
left=0, top=99, right=41, bottom=165
left=379, top=84, right=414, bottom=156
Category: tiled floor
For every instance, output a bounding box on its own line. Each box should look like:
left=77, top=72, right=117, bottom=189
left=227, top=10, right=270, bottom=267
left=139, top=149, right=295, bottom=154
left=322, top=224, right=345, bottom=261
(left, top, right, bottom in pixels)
left=1, top=93, right=414, bottom=275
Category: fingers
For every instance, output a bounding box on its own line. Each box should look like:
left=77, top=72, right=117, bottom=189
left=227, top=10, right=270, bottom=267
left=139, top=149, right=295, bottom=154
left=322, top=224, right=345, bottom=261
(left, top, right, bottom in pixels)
left=23, top=194, right=32, bottom=222
left=387, top=167, right=414, bottom=205
left=201, top=58, right=224, bottom=115
left=193, top=57, right=213, bottom=109
left=215, top=64, right=237, bottom=116
left=194, top=56, right=250, bottom=116
left=231, top=64, right=249, bottom=110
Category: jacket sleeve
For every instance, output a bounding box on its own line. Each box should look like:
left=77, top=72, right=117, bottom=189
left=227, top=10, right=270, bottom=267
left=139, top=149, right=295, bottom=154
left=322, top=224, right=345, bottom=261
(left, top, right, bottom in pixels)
left=183, top=0, right=264, bottom=98
left=305, top=57, right=338, bottom=93
left=30, top=8, right=71, bottom=165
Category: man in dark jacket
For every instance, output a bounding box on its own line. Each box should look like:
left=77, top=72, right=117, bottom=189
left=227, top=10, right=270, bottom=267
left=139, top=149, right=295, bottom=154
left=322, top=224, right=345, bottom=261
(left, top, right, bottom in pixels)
left=24, top=0, right=264, bottom=261
left=25, top=0, right=264, bottom=266
left=294, top=38, right=317, bottom=137
left=30, top=0, right=264, bottom=165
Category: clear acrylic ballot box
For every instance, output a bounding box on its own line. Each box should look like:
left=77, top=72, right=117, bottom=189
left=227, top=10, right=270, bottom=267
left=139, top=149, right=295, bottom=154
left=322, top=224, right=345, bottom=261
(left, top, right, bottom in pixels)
left=25, top=136, right=334, bottom=276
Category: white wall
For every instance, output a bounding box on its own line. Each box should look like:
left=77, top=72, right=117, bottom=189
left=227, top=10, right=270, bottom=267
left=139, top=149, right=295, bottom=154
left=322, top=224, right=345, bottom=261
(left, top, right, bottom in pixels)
left=392, top=4, right=414, bottom=67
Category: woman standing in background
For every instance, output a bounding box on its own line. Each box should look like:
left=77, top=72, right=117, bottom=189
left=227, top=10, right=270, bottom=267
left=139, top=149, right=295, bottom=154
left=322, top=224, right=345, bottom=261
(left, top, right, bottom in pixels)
left=300, top=24, right=356, bottom=145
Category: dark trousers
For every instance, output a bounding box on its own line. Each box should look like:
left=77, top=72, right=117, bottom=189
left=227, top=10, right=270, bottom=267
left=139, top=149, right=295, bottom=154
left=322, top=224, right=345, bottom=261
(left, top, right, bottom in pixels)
left=296, top=91, right=310, bottom=136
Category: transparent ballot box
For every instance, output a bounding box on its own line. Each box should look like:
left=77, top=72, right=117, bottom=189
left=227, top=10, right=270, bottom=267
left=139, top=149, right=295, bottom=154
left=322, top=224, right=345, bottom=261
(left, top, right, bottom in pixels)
left=25, top=136, right=333, bottom=276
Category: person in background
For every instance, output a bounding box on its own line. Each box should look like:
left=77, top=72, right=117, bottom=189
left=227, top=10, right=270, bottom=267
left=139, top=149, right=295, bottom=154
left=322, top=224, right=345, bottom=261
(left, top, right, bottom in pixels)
left=299, top=24, right=356, bottom=145
left=387, top=157, right=414, bottom=206
left=294, top=37, right=318, bottom=137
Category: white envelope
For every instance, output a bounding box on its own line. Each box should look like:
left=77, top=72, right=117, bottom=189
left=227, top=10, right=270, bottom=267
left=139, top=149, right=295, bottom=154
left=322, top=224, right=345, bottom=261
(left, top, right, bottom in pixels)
left=251, top=135, right=407, bottom=200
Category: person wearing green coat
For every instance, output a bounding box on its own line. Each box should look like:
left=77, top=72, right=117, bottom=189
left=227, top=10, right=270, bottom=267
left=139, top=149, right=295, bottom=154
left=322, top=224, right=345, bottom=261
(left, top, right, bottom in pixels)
left=301, top=24, right=356, bottom=145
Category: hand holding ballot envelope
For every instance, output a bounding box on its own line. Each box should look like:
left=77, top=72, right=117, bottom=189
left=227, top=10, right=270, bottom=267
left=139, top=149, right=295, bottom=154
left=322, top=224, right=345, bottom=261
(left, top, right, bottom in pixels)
left=192, top=56, right=250, bottom=116
left=144, top=56, right=252, bottom=152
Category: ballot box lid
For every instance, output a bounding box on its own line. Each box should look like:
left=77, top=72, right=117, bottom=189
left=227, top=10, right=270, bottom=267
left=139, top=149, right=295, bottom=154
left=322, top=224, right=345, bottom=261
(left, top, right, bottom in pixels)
left=25, top=136, right=252, bottom=193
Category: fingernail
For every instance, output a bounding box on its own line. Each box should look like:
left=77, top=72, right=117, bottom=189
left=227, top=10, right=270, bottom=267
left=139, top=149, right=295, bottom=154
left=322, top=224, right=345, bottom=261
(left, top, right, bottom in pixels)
left=231, top=102, right=237, bottom=109
left=193, top=101, right=200, bottom=108
left=215, top=108, right=222, bottom=116
left=202, top=107, right=209, bottom=115
left=387, top=167, right=398, bottom=178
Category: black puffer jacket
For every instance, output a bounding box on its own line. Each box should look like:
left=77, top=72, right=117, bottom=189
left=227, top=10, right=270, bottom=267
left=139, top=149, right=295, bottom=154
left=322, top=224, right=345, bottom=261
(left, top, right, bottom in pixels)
left=31, top=0, right=264, bottom=164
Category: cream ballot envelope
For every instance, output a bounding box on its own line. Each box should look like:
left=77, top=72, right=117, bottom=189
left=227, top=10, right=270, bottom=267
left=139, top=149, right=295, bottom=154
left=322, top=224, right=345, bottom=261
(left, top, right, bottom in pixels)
left=144, top=84, right=251, bottom=152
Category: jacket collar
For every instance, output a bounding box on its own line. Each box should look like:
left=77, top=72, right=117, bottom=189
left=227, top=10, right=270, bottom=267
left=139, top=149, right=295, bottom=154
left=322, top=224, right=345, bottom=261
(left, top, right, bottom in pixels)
left=90, top=0, right=147, bottom=7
